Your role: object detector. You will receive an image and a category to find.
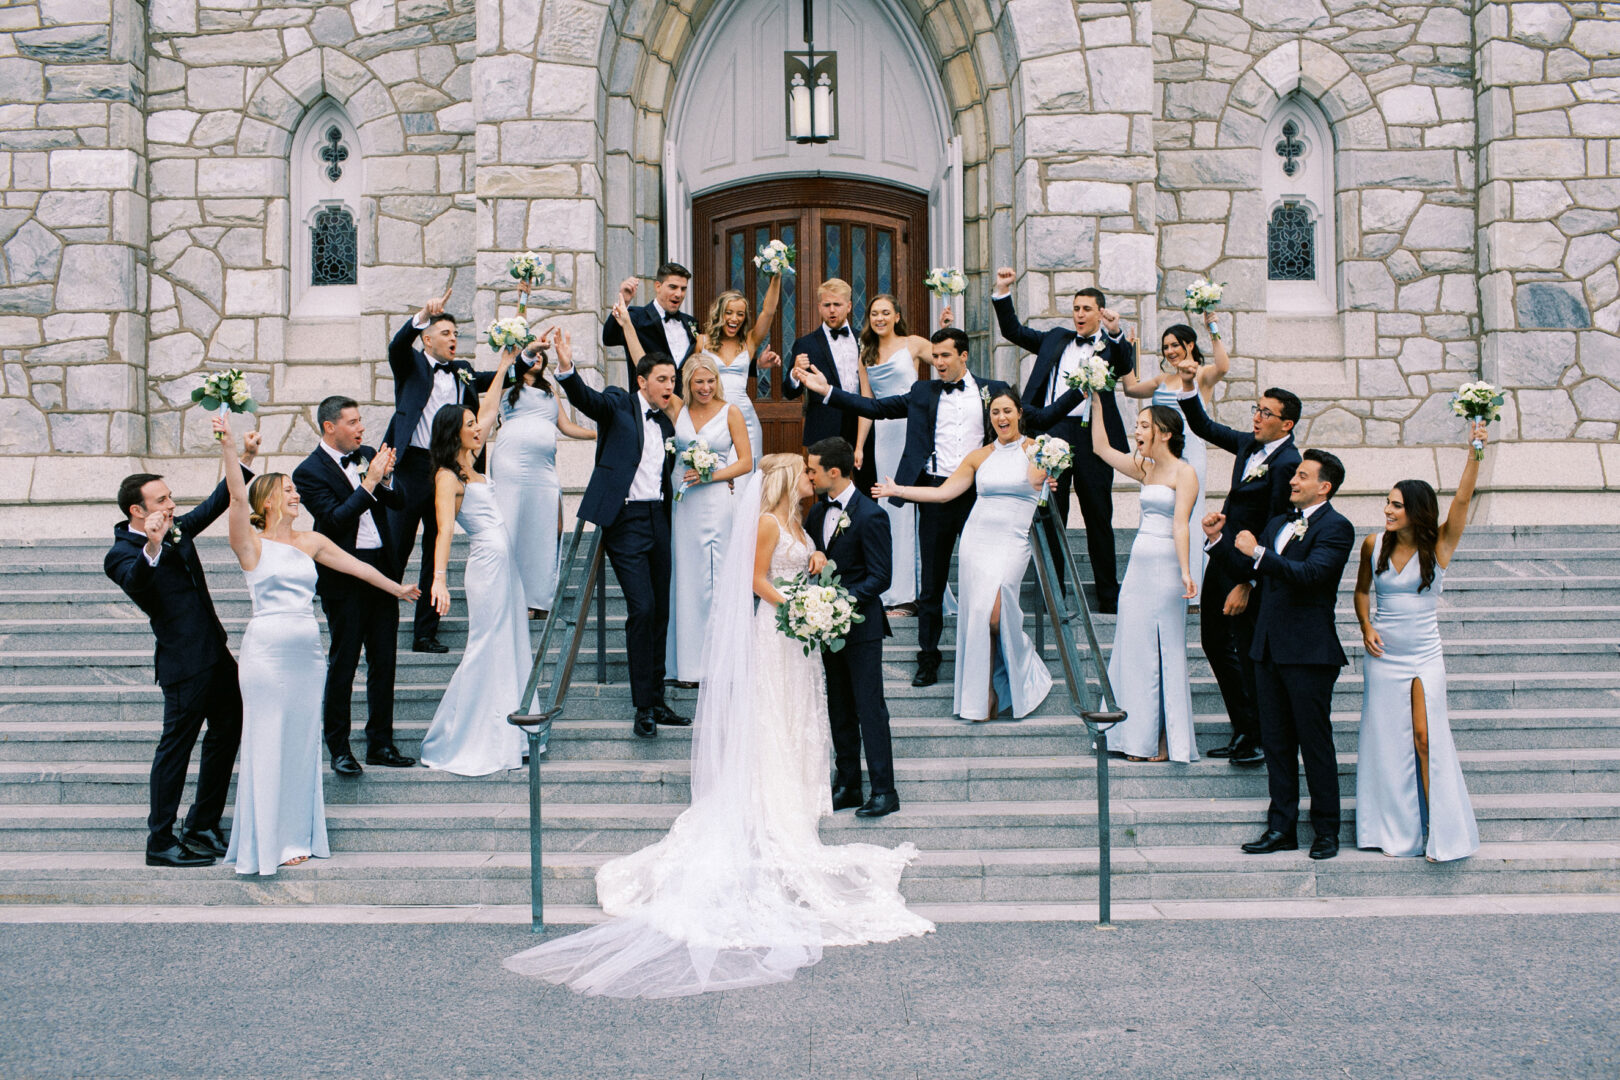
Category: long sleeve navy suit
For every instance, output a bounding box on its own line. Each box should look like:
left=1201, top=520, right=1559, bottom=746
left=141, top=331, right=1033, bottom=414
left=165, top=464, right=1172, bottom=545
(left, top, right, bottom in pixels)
left=600, top=301, right=698, bottom=383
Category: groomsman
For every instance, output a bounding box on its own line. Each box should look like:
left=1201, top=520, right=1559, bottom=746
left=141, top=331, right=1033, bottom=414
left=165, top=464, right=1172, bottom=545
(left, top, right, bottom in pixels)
left=991, top=267, right=1134, bottom=613
left=798, top=327, right=1082, bottom=687
left=601, top=263, right=699, bottom=382
left=293, top=396, right=417, bottom=776
left=806, top=437, right=897, bottom=818
left=783, top=278, right=874, bottom=488
left=1177, top=387, right=1301, bottom=765
left=552, top=335, right=686, bottom=738
left=104, top=432, right=258, bottom=867
left=384, top=285, right=493, bottom=654
left=1204, top=450, right=1354, bottom=861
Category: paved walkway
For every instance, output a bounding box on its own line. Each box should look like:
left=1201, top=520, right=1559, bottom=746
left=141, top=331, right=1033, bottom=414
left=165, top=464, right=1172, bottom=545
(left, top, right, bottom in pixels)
left=2, top=913, right=1616, bottom=1079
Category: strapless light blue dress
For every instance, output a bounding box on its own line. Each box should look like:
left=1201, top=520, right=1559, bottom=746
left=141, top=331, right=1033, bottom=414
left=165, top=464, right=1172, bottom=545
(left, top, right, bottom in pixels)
left=494, top=385, right=562, bottom=612
left=713, top=349, right=763, bottom=466
left=1153, top=383, right=1207, bottom=603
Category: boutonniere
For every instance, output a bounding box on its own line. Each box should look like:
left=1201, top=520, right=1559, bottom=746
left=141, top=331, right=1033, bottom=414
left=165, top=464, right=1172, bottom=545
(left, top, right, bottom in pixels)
left=1288, top=517, right=1308, bottom=542
left=979, top=385, right=991, bottom=406
left=454, top=367, right=472, bottom=386
left=832, top=510, right=852, bottom=540
left=1243, top=462, right=1269, bottom=483
left=663, top=436, right=676, bottom=456
left=168, top=524, right=183, bottom=545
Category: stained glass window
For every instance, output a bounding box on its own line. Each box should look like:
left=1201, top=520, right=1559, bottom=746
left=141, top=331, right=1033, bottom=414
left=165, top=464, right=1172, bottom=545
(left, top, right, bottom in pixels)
left=1267, top=203, right=1314, bottom=282
left=729, top=232, right=745, bottom=292
left=850, top=226, right=867, bottom=323
left=876, top=230, right=893, bottom=297
left=824, top=223, right=840, bottom=280
left=780, top=224, right=795, bottom=350
left=310, top=205, right=357, bottom=286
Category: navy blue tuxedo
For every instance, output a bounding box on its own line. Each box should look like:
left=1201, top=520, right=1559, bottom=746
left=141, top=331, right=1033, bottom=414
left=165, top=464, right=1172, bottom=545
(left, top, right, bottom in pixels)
left=104, top=470, right=247, bottom=854
left=782, top=326, right=863, bottom=449
left=1179, top=393, right=1299, bottom=543
left=557, top=368, right=678, bottom=710
left=807, top=487, right=895, bottom=796
left=1209, top=501, right=1354, bottom=838
left=293, top=445, right=407, bottom=756
left=994, top=294, right=1133, bottom=608
left=382, top=317, right=491, bottom=450
left=601, top=301, right=698, bottom=381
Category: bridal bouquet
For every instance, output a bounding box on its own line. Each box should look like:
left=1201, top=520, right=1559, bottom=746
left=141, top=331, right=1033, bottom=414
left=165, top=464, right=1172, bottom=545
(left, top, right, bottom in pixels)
left=670, top=436, right=722, bottom=500
left=191, top=368, right=257, bottom=439
left=507, top=251, right=554, bottom=315
left=754, top=239, right=795, bottom=279
left=1183, top=278, right=1224, bottom=315
left=775, top=561, right=864, bottom=655
left=925, top=266, right=967, bottom=298
left=1451, top=380, right=1504, bottom=460
left=1024, top=434, right=1073, bottom=506
left=485, top=316, right=535, bottom=353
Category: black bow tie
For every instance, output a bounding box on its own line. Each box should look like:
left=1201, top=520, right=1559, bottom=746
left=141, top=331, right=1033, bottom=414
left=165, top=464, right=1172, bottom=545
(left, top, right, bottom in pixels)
left=663, top=311, right=682, bottom=324
left=645, top=407, right=661, bottom=422
left=940, top=380, right=966, bottom=394
left=339, top=451, right=364, bottom=469
left=433, top=361, right=455, bottom=375
left=828, top=325, right=851, bottom=339
left=1287, top=508, right=1305, bottom=521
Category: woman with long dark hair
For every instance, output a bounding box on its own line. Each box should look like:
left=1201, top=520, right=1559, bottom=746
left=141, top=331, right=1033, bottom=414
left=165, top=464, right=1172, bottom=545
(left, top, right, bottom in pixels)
left=1353, top=422, right=1489, bottom=861
left=1090, top=400, right=1200, bottom=762
left=420, top=343, right=531, bottom=777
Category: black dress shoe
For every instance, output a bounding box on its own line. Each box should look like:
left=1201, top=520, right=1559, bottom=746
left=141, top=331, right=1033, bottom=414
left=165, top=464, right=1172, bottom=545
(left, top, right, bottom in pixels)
left=855, top=792, right=900, bottom=818
left=366, top=745, right=417, bottom=767
left=1206, top=738, right=1238, bottom=759
left=633, top=708, right=658, bottom=739
left=1228, top=738, right=1266, bottom=767
left=179, top=827, right=228, bottom=858
left=412, top=637, right=449, bottom=654
left=831, top=785, right=864, bottom=811
left=1096, top=599, right=1119, bottom=616
left=1241, top=829, right=1298, bottom=854
left=912, top=659, right=939, bottom=687
left=331, top=752, right=363, bottom=776
left=653, top=704, right=691, bottom=727
left=146, top=842, right=215, bottom=868
left=1309, top=835, right=1340, bottom=860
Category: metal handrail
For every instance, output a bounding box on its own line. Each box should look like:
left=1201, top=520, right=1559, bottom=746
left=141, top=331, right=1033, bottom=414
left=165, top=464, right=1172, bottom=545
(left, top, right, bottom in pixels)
left=1027, top=500, right=1126, bottom=926
left=507, top=518, right=607, bottom=932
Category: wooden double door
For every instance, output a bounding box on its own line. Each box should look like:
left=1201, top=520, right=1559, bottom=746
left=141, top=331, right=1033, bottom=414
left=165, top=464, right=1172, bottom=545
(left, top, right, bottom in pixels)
left=692, top=177, right=930, bottom=456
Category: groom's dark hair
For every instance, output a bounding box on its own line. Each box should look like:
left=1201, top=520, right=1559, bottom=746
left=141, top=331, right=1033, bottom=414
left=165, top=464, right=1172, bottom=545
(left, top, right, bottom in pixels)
left=1302, top=448, right=1345, bottom=498
left=808, top=436, right=854, bottom=477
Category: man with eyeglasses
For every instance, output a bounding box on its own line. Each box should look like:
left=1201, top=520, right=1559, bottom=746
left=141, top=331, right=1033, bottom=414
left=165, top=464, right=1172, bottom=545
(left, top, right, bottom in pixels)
left=1177, top=387, right=1302, bottom=765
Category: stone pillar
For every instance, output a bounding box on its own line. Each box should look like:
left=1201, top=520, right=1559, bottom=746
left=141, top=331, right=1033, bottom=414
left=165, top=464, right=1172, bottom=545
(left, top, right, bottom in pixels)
left=1475, top=0, right=1620, bottom=500
left=0, top=0, right=146, bottom=528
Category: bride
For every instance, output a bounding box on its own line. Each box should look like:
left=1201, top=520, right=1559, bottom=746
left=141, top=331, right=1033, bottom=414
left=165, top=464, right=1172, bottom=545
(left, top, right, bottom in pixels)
left=504, top=453, right=933, bottom=997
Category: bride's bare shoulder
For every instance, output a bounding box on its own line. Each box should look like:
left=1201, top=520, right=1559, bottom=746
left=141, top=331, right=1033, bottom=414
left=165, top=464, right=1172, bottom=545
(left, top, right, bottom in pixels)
left=756, top=512, right=781, bottom=540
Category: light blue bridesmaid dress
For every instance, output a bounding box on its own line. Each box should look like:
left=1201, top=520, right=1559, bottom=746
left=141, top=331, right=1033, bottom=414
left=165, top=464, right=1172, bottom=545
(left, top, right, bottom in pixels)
left=1355, top=533, right=1478, bottom=861
left=666, top=405, right=736, bottom=682
left=1105, top=485, right=1198, bottom=761
left=494, top=385, right=562, bottom=612
left=1153, top=383, right=1206, bottom=604
left=420, top=481, right=530, bottom=776
left=226, top=539, right=329, bottom=876
left=712, top=349, right=763, bottom=467
left=954, top=439, right=1052, bottom=721
left=867, top=346, right=919, bottom=608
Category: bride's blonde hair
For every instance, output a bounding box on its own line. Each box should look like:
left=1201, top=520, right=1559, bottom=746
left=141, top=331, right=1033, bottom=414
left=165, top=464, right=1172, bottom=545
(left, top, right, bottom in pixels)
left=757, top=452, right=805, bottom=526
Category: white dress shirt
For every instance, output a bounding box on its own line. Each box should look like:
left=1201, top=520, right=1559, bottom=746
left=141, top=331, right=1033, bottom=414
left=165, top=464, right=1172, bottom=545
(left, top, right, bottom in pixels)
left=930, top=372, right=984, bottom=478
left=1243, top=436, right=1289, bottom=481
left=410, top=312, right=461, bottom=450
left=320, top=440, right=383, bottom=550
left=628, top=392, right=667, bottom=502
left=1257, top=499, right=1327, bottom=565
left=658, top=308, right=691, bottom=361
left=824, top=324, right=860, bottom=392
left=822, top=484, right=855, bottom=547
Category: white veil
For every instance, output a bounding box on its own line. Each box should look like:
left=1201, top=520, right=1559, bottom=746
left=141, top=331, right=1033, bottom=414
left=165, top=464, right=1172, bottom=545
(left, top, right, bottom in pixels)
left=503, top=472, right=826, bottom=997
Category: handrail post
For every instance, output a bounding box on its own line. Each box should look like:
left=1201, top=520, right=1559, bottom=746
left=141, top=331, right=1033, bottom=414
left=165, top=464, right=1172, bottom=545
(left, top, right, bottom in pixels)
left=522, top=721, right=552, bottom=932
left=1081, top=710, right=1125, bottom=927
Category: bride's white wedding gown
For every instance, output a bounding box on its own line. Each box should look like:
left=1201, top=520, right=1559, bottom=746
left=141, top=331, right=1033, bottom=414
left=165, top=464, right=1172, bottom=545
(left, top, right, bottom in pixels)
left=505, top=489, right=933, bottom=997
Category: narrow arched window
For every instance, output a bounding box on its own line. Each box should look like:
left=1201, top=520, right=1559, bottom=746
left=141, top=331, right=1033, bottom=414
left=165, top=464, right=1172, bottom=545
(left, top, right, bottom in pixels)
left=310, top=205, right=358, bottom=286
left=1268, top=202, right=1315, bottom=281
left=1262, top=95, right=1336, bottom=314
left=291, top=101, right=362, bottom=317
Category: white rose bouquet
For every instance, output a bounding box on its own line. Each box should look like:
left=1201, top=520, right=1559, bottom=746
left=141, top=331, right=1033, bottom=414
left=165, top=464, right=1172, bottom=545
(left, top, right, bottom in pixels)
left=675, top=437, right=722, bottom=501
left=1183, top=278, right=1224, bottom=315
left=775, top=561, right=864, bottom=656
left=485, top=316, right=535, bottom=353
left=754, top=239, right=796, bottom=279
left=1451, top=381, right=1503, bottom=460
left=924, top=266, right=967, bottom=298
left=1024, top=434, right=1072, bottom=506
left=507, top=251, right=554, bottom=316
left=1063, top=355, right=1117, bottom=428
left=191, top=368, right=257, bottom=439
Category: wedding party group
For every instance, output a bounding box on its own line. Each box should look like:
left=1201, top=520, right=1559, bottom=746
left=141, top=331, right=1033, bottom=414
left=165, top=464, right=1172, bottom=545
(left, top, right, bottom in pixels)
left=105, top=253, right=1497, bottom=996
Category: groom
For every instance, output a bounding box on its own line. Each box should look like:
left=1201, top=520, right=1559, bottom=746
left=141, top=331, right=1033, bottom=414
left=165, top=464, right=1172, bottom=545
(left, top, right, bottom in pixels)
left=805, top=437, right=898, bottom=818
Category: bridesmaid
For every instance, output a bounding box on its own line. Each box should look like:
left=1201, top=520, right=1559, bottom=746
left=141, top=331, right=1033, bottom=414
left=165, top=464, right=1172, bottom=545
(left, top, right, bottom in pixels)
left=493, top=327, right=596, bottom=619
left=1090, top=400, right=1200, bottom=762
left=214, top=417, right=417, bottom=876
left=873, top=391, right=1052, bottom=722
left=1353, top=422, right=1488, bottom=862
left=1122, top=312, right=1230, bottom=606
left=422, top=344, right=533, bottom=777
left=856, top=295, right=951, bottom=617
left=695, top=275, right=783, bottom=466
left=666, top=353, right=754, bottom=685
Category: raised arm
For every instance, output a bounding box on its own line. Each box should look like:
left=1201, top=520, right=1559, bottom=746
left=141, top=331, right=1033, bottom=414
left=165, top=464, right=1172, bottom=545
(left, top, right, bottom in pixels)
left=307, top=533, right=420, bottom=601
left=609, top=301, right=646, bottom=364
left=1196, top=310, right=1231, bottom=394
left=429, top=469, right=461, bottom=616
left=1438, top=421, right=1487, bottom=567
left=872, top=444, right=987, bottom=504
left=1091, top=391, right=1145, bottom=481
left=1176, top=389, right=1247, bottom=457
left=601, top=277, right=638, bottom=347
left=990, top=267, right=1046, bottom=355
left=214, top=416, right=259, bottom=572
left=745, top=274, right=783, bottom=354
left=392, top=284, right=454, bottom=380
left=552, top=331, right=613, bottom=424
left=823, top=384, right=908, bottom=421
left=474, top=346, right=518, bottom=444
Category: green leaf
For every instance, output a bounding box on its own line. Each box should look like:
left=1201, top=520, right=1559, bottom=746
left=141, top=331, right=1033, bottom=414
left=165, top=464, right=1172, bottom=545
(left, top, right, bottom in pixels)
left=200, top=395, right=220, bottom=411
left=242, top=399, right=258, bottom=413
left=189, top=388, right=205, bottom=403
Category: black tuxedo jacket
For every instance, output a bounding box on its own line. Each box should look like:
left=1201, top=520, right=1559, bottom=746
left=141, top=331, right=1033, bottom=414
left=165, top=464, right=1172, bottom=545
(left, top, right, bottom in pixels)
left=782, top=326, right=862, bottom=447
left=292, top=444, right=406, bottom=590
left=383, top=317, right=494, bottom=449
left=601, top=301, right=698, bottom=376
left=806, top=488, right=891, bottom=644
left=1210, top=503, right=1354, bottom=668
left=557, top=370, right=676, bottom=527
left=103, top=471, right=246, bottom=688
left=994, top=295, right=1132, bottom=456
left=824, top=378, right=1083, bottom=506
left=1178, top=392, right=1300, bottom=543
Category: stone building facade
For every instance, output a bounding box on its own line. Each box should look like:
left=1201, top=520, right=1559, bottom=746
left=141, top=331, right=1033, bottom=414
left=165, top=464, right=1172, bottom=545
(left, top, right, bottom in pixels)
left=0, top=0, right=1616, bottom=535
